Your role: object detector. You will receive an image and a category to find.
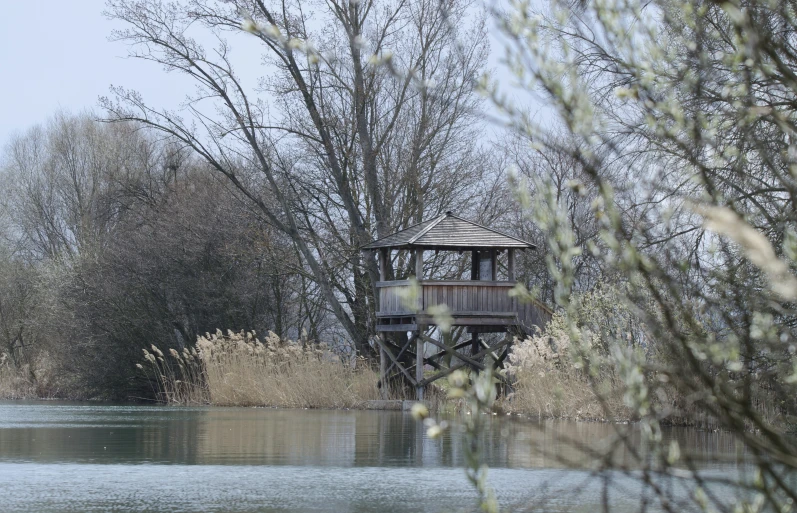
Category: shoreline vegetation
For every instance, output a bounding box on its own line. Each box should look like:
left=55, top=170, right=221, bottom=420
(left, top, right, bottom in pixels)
left=140, top=330, right=381, bottom=408
left=2, top=324, right=782, bottom=431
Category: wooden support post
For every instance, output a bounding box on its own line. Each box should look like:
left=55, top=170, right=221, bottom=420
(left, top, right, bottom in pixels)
left=415, top=249, right=423, bottom=279
left=471, top=332, right=479, bottom=357
left=416, top=328, right=425, bottom=401
left=490, top=249, right=497, bottom=281
left=379, top=334, right=388, bottom=399
left=471, top=250, right=479, bottom=280
left=379, top=249, right=388, bottom=281
left=508, top=249, right=515, bottom=281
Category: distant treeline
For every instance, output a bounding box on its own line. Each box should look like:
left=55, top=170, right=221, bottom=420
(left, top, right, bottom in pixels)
left=0, top=114, right=333, bottom=398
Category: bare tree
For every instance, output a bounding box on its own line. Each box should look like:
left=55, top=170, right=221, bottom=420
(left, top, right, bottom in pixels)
left=102, top=0, right=491, bottom=356
left=3, top=112, right=189, bottom=262
left=0, top=252, right=38, bottom=370
left=61, top=166, right=312, bottom=398
left=500, top=130, right=606, bottom=304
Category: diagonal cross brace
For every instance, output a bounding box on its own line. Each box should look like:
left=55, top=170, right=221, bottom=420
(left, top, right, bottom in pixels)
left=375, top=335, right=417, bottom=386
left=426, top=339, right=473, bottom=365
left=493, top=340, right=512, bottom=369
left=416, top=337, right=513, bottom=387
left=480, top=339, right=502, bottom=365
left=419, top=333, right=484, bottom=371
left=383, top=334, right=417, bottom=378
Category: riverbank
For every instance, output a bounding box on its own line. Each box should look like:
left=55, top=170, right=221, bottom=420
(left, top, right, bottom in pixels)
left=1, top=330, right=781, bottom=431
left=0, top=367, right=775, bottom=431
left=0, top=361, right=675, bottom=427
left=0, top=354, right=710, bottom=427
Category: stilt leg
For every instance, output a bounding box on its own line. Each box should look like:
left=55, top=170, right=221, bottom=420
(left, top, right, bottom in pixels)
left=379, top=334, right=388, bottom=399
left=416, top=329, right=424, bottom=401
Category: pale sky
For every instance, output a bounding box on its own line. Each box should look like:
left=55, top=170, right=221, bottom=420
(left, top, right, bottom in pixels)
left=2, top=2, right=154, bottom=143
left=0, top=1, right=263, bottom=146
left=0, top=1, right=543, bottom=149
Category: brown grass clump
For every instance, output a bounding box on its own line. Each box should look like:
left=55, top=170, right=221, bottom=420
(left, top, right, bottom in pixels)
left=500, top=318, right=632, bottom=421
left=141, top=330, right=379, bottom=408
left=199, top=330, right=379, bottom=407
left=503, top=369, right=629, bottom=421
left=140, top=343, right=209, bottom=404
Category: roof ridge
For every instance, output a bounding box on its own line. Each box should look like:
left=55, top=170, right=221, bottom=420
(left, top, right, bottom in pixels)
left=363, top=216, right=435, bottom=247
left=361, top=212, right=535, bottom=250
left=407, top=212, right=447, bottom=244
left=446, top=213, right=533, bottom=246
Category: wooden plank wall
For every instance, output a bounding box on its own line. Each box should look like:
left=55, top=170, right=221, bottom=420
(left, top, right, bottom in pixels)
left=378, top=284, right=415, bottom=315
left=378, top=281, right=515, bottom=315
left=421, top=283, right=514, bottom=313
left=376, top=280, right=553, bottom=333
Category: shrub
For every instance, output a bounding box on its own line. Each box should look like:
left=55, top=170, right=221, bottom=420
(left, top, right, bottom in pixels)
left=504, top=287, right=634, bottom=420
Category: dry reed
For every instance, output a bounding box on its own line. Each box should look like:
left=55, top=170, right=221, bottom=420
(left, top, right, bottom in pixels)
left=141, top=330, right=380, bottom=408
left=499, top=327, right=630, bottom=420
left=503, top=370, right=630, bottom=421
left=500, top=325, right=783, bottom=428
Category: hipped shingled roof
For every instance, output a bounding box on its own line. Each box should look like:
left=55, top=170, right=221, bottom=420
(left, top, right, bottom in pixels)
left=362, top=211, right=535, bottom=251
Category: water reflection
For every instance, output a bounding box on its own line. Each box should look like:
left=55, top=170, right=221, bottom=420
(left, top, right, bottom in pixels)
left=0, top=402, right=752, bottom=513
left=0, top=402, right=747, bottom=470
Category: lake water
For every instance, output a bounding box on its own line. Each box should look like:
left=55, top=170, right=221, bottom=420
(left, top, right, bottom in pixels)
left=0, top=401, right=751, bottom=512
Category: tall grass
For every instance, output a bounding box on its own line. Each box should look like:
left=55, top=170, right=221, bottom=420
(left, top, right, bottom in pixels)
left=141, top=330, right=380, bottom=408
left=498, top=328, right=631, bottom=420
left=504, top=369, right=630, bottom=421
left=140, top=343, right=208, bottom=404
left=500, top=301, right=784, bottom=429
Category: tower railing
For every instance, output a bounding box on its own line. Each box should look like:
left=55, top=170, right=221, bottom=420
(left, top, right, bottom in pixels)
left=375, top=279, right=549, bottom=331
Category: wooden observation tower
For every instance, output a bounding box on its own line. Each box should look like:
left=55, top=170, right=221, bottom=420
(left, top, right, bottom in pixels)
left=362, top=211, right=552, bottom=400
